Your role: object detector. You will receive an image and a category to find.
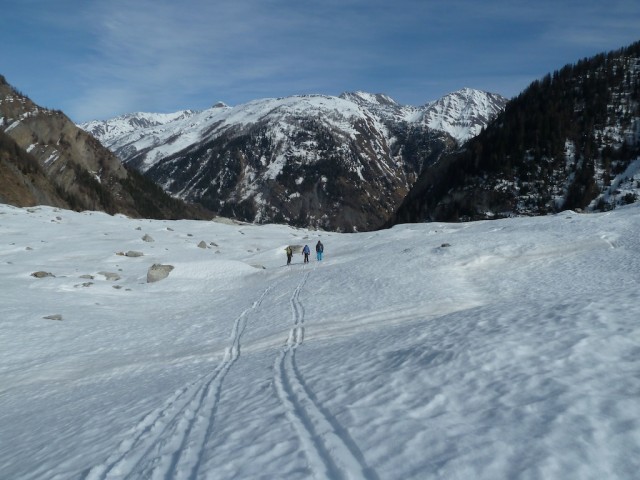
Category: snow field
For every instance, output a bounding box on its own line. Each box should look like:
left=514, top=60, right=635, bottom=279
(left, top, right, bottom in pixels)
left=1, top=204, right=639, bottom=479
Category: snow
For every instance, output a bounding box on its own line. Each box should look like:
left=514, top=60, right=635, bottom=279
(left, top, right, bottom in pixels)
left=78, top=89, right=506, bottom=178
left=1, top=203, right=639, bottom=479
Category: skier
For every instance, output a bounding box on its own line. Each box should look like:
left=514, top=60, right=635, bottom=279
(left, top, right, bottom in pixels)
left=302, top=244, right=310, bottom=264
left=285, top=245, right=293, bottom=265
left=315, top=240, right=324, bottom=261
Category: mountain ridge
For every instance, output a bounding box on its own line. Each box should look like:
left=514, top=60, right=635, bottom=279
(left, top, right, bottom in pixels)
left=81, top=88, right=507, bottom=230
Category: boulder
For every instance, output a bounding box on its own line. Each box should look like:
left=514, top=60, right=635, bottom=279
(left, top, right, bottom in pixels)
left=98, top=271, right=121, bottom=281
left=147, top=264, right=174, bottom=283
left=31, top=271, right=54, bottom=278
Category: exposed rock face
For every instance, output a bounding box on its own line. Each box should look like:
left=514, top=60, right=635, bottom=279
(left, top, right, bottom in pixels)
left=0, top=129, right=69, bottom=208
left=0, top=75, right=209, bottom=220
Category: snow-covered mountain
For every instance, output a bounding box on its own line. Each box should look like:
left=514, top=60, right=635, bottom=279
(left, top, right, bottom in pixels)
left=340, top=88, right=507, bottom=143
left=421, top=87, right=508, bottom=142
left=80, top=109, right=199, bottom=146
left=81, top=89, right=507, bottom=231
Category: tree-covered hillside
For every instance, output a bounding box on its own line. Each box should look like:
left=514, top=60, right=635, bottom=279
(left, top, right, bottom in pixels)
left=390, top=40, right=640, bottom=224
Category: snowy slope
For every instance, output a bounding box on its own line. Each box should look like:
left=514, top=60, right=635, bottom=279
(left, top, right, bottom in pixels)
left=84, top=95, right=390, bottom=172
left=80, top=109, right=200, bottom=148
left=2, top=204, right=639, bottom=479
left=421, top=87, right=508, bottom=142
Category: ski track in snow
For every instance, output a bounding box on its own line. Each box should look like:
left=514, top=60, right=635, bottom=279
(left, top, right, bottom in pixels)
left=85, top=284, right=276, bottom=480
left=274, top=268, right=376, bottom=480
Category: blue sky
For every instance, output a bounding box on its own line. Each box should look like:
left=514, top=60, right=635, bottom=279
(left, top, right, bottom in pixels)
left=2, top=0, right=639, bottom=122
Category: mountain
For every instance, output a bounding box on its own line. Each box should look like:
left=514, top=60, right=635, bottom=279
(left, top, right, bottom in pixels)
left=82, top=89, right=507, bottom=231
left=339, top=88, right=506, bottom=143
left=0, top=75, right=208, bottom=219
left=389, top=41, right=640, bottom=224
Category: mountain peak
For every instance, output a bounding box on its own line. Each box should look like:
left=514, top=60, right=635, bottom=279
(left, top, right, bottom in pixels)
left=339, top=91, right=399, bottom=107
left=421, top=89, right=509, bottom=142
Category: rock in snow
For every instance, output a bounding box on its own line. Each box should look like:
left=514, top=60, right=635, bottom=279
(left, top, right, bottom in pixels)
left=147, top=263, right=175, bottom=283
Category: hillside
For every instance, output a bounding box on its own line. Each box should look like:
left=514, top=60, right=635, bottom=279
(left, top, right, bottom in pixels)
left=0, top=75, right=208, bottom=220
left=390, top=41, right=640, bottom=224
left=0, top=128, right=68, bottom=208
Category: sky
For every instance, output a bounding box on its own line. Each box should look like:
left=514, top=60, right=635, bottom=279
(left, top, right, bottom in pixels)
left=1, top=202, right=639, bottom=478
left=1, top=0, right=639, bottom=122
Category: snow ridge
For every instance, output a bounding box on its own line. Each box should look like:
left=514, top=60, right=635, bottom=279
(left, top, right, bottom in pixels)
left=80, top=89, right=506, bottom=168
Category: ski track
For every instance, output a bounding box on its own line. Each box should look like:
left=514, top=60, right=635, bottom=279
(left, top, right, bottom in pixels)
left=85, top=284, right=275, bottom=480
left=274, top=268, right=376, bottom=480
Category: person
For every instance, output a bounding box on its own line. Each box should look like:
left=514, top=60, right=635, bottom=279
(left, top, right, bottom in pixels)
left=302, top=244, right=310, bottom=264
left=285, top=245, right=293, bottom=265
left=316, top=240, right=324, bottom=261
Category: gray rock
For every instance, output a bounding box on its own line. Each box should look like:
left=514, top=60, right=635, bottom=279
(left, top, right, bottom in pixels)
left=147, top=264, right=174, bottom=283
left=142, top=234, right=154, bottom=242
left=197, top=241, right=207, bottom=249
left=125, top=250, right=144, bottom=257
left=43, top=314, right=62, bottom=321
left=31, top=271, right=54, bottom=278
left=98, top=271, right=121, bottom=281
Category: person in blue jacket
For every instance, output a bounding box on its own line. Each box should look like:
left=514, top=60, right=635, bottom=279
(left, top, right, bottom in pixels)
left=315, top=240, right=324, bottom=261
left=302, top=244, right=310, bottom=264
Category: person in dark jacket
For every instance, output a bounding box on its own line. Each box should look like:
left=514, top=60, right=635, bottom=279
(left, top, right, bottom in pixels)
left=315, top=241, right=324, bottom=261
left=302, top=244, right=310, bottom=264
